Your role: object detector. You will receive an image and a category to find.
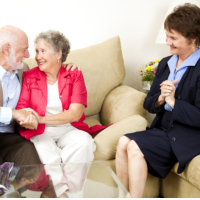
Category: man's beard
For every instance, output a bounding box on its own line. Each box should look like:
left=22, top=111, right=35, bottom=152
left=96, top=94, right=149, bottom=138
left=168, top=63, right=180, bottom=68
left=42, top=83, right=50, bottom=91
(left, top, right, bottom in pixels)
left=6, top=48, right=24, bottom=70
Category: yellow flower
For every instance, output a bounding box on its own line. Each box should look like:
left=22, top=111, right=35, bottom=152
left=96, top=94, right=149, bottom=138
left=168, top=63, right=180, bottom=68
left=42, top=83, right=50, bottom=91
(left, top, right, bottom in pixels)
left=139, top=69, right=142, bottom=72
left=145, top=66, right=154, bottom=70
left=155, top=59, right=161, bottom=62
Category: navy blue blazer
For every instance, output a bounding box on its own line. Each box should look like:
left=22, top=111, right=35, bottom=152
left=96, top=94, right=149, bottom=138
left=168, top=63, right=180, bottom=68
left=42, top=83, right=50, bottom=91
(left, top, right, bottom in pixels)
left=144, top=55, right=200, bottom=173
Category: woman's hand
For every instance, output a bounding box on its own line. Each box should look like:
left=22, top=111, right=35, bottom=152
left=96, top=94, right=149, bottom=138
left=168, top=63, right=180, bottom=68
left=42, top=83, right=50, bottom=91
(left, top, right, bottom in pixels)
left=21, top=108, right=43, bottom=123
left=160, top=80, right=176, bottom=98
left=20, top=114, right=38, bottom=129
left=62, top=63, right=81, bottom=71
left=160, top=79, right=178, bottom=109
left=155, top=79, right=178, bottom=109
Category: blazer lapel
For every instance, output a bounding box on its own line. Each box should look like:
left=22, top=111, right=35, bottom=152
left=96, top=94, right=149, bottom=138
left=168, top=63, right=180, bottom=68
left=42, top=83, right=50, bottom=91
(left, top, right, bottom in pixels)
left=0, top=82, right=3, bottom=107
left=175, top=66, right=191, bottom=96
left=161, top=67, right=170, bottom=83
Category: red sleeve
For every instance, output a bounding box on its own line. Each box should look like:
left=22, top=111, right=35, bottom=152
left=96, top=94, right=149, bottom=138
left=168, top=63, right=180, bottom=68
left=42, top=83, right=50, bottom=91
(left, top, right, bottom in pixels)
left=71, top=70, right=87, bottom=108
left=16, top=73, right=30, bottom=110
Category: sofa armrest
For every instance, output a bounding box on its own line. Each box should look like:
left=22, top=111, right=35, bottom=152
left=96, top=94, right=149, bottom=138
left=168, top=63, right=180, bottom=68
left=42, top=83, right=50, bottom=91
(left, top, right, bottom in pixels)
left=100, top=85, right=147, bottom=126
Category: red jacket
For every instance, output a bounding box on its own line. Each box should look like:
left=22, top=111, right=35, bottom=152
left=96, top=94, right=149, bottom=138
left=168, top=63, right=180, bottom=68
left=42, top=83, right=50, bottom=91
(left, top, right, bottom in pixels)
left=16, top=66, right=107, bottom=140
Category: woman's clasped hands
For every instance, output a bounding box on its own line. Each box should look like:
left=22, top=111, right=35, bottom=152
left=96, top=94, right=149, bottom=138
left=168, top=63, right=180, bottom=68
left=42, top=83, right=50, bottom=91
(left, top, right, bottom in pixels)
left=159, top=79, right=178, bottom=109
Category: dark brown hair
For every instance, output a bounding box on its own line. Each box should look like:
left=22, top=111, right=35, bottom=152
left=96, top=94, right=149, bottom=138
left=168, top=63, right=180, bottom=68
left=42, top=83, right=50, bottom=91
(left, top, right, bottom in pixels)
left=164, top=3, right=200, bottom=46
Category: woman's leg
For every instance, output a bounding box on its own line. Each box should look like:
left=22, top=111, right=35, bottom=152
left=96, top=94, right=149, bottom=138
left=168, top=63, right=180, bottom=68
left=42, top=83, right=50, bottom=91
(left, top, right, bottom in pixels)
left=116, top=136, right=131, bottom=191
left=31, top=135, right=66, bottom=197
left=57, top=127, right=96, bottom=163
left=57, top=128, right=95, bottom=197
left=127, top=140, right=147, bottom=198
left=31, top=134, right=61, bottom=164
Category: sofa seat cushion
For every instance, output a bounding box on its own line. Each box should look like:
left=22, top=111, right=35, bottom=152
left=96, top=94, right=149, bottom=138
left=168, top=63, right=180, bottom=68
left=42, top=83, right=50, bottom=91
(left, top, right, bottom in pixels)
left=93, top=115, right=148, bottom=160
left=84, top=118, right=102, bottom=127
left=171, top=155, right=200, bottom=190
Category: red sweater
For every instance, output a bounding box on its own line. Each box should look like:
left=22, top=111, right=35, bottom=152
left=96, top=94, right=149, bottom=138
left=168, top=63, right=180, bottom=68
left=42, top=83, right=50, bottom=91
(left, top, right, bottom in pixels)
left=16, top=66, right=107, bottom=140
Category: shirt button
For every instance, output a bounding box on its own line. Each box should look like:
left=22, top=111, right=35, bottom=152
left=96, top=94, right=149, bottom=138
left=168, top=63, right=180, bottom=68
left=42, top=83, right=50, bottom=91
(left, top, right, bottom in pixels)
left=172, top=137, right=176, bottom=141
left=178, top=95, right=181, bottom=99
left=171, top=124, right=173, bottom=128
left=60, top=96, right=62, bottom=98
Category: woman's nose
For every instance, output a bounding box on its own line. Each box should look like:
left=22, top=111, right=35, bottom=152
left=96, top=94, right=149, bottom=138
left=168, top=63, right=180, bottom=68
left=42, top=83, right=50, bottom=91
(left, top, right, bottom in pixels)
left=36, top=52, right=42, bottom=60
left=166, top=37, right=172, bottom=46
left=166, top=39, right=172, bottom=46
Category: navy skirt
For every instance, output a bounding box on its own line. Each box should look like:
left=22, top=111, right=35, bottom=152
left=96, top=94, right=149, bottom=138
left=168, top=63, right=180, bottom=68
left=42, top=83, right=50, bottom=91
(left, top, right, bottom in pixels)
left=125, top=127, right=178, bottom=179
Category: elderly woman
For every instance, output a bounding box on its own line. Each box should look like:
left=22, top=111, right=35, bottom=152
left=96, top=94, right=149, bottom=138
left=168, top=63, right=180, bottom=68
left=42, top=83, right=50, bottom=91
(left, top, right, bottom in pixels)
left=116, top=3, right=200, bottom=198
left=16, top=30, right=106, bottom=165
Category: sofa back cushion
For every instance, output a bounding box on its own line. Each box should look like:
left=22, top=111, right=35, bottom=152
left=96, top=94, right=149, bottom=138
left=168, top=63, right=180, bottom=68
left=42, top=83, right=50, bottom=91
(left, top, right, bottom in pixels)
left=24, top=36, right=125, bottom=117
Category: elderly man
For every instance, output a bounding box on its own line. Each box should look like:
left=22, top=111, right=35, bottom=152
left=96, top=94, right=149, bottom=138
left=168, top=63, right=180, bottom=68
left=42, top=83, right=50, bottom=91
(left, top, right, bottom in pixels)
left=0, top=25, right=79, bottom=165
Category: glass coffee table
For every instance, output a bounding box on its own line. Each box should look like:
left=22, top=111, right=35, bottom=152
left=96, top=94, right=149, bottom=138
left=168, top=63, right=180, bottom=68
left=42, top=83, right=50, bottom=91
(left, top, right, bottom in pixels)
left=1, top=161, right=129, bottom=198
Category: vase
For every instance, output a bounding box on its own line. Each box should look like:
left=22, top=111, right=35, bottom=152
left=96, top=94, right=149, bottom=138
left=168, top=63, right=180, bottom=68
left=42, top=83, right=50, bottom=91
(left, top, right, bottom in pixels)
left=146, top=82, right=151, bottom=90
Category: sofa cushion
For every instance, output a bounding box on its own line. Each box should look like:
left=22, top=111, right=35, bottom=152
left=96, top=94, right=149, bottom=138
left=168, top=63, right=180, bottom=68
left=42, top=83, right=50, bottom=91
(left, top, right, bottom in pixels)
left=24, top=36, right=125, bottom=117
left=93, top=115, right=148, bottom=160
left=84, top=118, right=102, bottom=127
left=171, top=155, right=200, bottom=190
left=161, top=171, right=200, bottom=198
left=65, top=36, right=125, bottom=117
left=100, top=85, right=147, bottom=126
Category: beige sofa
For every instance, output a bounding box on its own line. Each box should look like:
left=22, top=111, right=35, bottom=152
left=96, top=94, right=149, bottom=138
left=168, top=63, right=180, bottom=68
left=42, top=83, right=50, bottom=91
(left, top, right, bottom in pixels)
left=24, top=36, right=200, bottom=198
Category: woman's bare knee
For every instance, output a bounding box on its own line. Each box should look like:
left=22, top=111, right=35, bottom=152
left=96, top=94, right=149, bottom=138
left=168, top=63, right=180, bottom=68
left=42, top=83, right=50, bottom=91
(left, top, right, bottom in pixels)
left=117, top=136, right=131, bottom=152
left=127, top=140, right=144, bottom=158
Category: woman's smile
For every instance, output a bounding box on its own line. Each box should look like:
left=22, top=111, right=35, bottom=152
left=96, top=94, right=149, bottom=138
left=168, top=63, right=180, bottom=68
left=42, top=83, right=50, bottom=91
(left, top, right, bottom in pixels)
left=170, top=46, right=177, bottom=50
left=38, top=61, right=46, bottom=66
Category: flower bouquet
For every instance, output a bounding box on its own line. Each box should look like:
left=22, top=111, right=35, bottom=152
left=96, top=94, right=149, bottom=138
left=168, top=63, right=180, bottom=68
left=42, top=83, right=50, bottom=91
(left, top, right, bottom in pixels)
left=139, top=59, right=160, bottom=86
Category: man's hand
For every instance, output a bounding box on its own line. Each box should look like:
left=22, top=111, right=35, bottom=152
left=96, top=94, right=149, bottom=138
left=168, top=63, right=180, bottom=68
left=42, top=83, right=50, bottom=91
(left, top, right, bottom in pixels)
left=12, top=110, right=30, bottom=123
left=12, top=109, right=38, bottom=130
left=21, top=108, right=42, bottom=123
left=62, top=63, right=81, bottom=71
left=20, top=114, right=38, bottom=130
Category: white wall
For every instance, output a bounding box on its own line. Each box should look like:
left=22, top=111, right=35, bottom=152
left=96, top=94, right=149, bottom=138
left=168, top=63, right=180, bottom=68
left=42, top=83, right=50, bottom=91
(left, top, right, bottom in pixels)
left=0, top=0, right=173, bottom=91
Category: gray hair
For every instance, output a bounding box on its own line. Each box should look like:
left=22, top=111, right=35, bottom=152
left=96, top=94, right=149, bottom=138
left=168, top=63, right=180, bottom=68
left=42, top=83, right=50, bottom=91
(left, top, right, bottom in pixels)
left=34, top=30, right=70, bottom=63
left=0, top=30, right=17, bottom=52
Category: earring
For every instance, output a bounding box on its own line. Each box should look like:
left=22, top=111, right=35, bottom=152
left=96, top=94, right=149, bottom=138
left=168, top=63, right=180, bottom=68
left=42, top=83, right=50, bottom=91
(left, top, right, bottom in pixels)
left=58, top=60, right=59, bottom=63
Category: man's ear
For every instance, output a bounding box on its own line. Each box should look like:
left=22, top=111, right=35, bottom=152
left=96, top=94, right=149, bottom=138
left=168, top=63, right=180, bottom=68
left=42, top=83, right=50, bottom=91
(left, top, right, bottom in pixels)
left=2, top=43, right=11, bottom=56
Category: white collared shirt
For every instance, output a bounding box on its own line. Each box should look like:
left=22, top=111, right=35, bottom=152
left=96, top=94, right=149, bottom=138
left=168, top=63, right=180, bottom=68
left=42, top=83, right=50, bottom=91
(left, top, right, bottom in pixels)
left=0, top=65, right=21, bottom=133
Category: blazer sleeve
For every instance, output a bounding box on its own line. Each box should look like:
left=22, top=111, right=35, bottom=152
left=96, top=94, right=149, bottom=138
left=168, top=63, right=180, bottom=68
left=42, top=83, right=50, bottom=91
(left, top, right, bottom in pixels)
left=71, top=70, right=87, bottom=108
left=143, top=61, right=165, bottom=114
left=172, top=75, right=200, bottom=128
left=16, top=73, right=30, bottom=110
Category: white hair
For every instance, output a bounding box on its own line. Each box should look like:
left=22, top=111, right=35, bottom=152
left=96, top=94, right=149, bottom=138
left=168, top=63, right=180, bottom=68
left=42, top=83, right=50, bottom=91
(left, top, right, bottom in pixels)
left=0, top=30, right=17, bottom=52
